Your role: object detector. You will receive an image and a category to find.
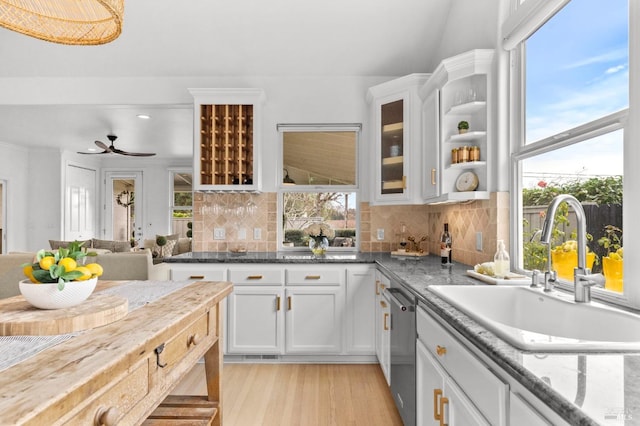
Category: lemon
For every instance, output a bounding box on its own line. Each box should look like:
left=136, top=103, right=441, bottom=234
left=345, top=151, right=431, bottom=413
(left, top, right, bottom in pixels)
left=616, top=247, right=624, bottom=258
left=23, top=265, right=38, bottom=283
left=74, top=266, right=92, bottom=281
left=85, top=263, right=103, bottom=277
left=39, top=256, right=56, bottom=271
left=58, top=257, right=77, bottom=273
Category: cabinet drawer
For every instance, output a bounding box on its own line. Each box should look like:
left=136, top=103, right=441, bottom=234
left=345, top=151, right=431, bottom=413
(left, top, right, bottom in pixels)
left=417, top=306, right=507, bottom=425
left=171, top=268, right=226, bottom=281
left=161, top=312, right=211, bottom=372
left=229, top=269, right=284, bottom=285
left=64, top=358, right=149, bottom=425
left=286, top=269, right=343, bottom=286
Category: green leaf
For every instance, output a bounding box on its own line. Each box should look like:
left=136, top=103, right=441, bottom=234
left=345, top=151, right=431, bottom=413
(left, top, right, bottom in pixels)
left=57, top=279, right=65, bottom=291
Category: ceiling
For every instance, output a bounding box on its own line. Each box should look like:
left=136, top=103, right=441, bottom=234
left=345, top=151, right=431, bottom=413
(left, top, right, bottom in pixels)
left=0, top=0, right=454, bottom=160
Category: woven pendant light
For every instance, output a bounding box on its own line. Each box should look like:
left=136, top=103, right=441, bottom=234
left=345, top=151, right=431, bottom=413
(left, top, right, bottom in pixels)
left=0, top=0, right=124, bottom=45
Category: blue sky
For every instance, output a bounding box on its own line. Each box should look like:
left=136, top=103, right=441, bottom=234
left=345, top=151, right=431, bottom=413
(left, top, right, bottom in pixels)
left=523, top=0, right=627, bottom=186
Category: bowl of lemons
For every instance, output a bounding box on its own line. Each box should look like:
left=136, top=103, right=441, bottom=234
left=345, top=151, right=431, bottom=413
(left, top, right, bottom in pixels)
left=20, top=241, right=103, bottom=309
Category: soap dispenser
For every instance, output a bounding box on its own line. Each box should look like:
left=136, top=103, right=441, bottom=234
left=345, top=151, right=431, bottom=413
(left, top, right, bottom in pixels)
left=494, top=240, right=510, bottom=278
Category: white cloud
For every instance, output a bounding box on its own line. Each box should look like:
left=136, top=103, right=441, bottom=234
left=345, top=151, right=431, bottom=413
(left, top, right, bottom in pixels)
left=605, top=64, right=626, bottom=74
left=562, top=48, right=628, bottom=70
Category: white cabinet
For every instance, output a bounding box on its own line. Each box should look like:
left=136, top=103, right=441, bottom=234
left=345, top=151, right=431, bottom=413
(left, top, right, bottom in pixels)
left=367, top=74, right=430, bottom=205
left=189, top=88, right=265, bottom=192
left=416, top=339, right=490, bottom=426
left=170, top=264, right=227, bottom=281
left=416, top=304, right=508, bottom=425
left=375, top=271, right=391, bottom=384
left=226, top=266, right=285, bottom=354
left=419, top=49, right=494, bottom=204
left=509, top=392, right=553, bottom=425
left=345, top=267, right=376, bottom=355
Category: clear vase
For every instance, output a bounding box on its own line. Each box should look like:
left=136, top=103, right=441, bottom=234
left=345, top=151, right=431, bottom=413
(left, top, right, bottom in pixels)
left=309, top=237, right=329, bottom=256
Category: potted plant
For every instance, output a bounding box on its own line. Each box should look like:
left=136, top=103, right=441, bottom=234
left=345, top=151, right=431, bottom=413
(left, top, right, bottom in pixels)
left=457, top=120, right=469, bottom=134
left=154, top=235, right=167, bottom=258
left=598, top=225, right=623, bottom=292
left=186, top=221, right=193, bottom=238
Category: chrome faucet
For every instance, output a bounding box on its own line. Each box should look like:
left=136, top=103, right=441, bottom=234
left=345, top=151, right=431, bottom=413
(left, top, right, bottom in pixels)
left=540, top=194, right=604, bottom=302
left=529, top=230, right=556, bottom=292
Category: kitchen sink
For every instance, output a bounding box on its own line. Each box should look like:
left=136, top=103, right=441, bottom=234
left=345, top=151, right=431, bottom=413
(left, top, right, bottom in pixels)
left=428, top=285, right=640, bottom=352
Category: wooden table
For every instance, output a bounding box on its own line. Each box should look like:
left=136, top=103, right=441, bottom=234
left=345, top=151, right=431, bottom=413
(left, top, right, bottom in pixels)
left=0, top=280, right=232, bottom=426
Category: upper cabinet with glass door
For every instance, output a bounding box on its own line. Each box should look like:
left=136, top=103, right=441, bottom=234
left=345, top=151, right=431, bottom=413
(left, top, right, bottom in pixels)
left=367, top=74, right=430, bottom=205
left=189, top=88, right=265, bottom=192
left=420, top=49, right=494, bottom=203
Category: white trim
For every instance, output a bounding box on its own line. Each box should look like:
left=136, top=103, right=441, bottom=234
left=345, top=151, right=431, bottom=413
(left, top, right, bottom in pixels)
left=501, top=0, right=570, bottom=50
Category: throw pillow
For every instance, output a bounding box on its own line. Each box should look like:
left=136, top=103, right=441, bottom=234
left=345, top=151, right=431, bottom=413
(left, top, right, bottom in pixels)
left=157, top=233, right=180, bottom=255
left=112, top=240, right=132, bottom=253
left=92, top=238, right=116, bottom=251
left=49, top=239, right=91, bottom=250
left=153, top=239, right=177, bottom=258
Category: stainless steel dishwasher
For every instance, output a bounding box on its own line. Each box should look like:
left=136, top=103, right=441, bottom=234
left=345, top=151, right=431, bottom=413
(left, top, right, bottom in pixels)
left=386, top=285, right=416, bottom=426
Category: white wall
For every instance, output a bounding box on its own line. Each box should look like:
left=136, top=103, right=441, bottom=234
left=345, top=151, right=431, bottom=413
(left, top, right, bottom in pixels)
left=0, top=142, right=30, bottom=251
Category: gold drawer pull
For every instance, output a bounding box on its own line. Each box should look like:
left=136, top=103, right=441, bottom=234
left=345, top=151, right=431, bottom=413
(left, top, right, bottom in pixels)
left=431, top=168, right=436, bottom=185
left=95, top=406, right=119, bottom=426
left=247, top=275, right=263, bottom=280
left=276, top=296, right=281, bottom=311
left=379, top=300, right=387, bottom=308
left=434, top=388, right=442, bottom=421
left=436, top=345, right=447, bottom=356
left=375, top=280, right=380, bottom=295
left=305, top=275, right=321, bottom=280
left=189, top=275, right=205, bottom=279
left=440, top=396, right=449, bottom=426
left=188, top=333, right=200, bottom=347
left=383, top=313, right=389, bottom=331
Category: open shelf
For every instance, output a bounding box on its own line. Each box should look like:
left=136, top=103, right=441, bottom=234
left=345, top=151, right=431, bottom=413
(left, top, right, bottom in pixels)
left=446, top=101, right=486, bottom=115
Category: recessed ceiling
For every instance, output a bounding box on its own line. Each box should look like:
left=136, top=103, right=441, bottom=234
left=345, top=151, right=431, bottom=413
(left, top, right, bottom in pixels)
left=0, top=0, right=454, bottom=159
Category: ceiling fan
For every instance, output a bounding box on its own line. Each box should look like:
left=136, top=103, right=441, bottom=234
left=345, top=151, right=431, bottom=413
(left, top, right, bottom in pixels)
left=79, top=134, right=156, bottom=157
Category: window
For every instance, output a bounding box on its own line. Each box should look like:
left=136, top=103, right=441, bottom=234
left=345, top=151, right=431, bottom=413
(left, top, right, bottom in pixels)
left=170, top=170, right=193, bottom=238
left=509, top=0, right=628, bottom=303
left=278, top=124, right=360, bottom=251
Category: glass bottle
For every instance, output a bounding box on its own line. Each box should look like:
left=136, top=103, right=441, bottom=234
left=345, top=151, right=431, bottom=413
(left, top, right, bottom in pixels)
left=494, top=239, right=510, bottom=278
left=440, top=223, right=452, bottom=264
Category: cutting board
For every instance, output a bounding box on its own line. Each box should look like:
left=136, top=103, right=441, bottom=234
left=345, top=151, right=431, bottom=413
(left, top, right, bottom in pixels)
left=466, top=270, right=531, bottom=285
left=0, top=293, right=128, bottom=336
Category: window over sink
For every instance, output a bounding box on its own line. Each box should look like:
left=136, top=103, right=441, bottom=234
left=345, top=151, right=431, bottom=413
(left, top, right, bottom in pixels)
left=508, top=0, right=630, bottom=305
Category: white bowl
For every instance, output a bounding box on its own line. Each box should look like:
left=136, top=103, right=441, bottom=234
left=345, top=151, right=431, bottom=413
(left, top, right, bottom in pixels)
left=19, top=277, right=97, bottom=310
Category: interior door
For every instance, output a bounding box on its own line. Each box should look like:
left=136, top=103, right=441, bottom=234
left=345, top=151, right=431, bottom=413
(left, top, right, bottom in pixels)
left=64, top=165, right=97, bottom=242
left=104, top=171, right=143, bottom=244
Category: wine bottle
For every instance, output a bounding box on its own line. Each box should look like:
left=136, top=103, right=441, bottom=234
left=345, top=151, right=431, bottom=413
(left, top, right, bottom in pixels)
left=440, top=223, right=452, bottom=264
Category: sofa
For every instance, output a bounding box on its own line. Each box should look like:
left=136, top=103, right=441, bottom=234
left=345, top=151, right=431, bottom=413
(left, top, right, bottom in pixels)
left=0, top=249, right=169, bottom=299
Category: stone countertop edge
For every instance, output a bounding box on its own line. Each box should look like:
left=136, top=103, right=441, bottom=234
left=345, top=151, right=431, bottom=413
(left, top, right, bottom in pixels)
left=165, top=251, right=607, bottom=425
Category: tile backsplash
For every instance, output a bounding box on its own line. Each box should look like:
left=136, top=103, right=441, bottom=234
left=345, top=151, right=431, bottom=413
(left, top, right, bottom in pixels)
left=193, top=191, right=509, bottom=267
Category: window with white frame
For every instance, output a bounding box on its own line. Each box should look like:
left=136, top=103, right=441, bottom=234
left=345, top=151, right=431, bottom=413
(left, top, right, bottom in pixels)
left=170, top=170, right=193, bottom=238
left=508, top=0, right=628, bottom=301
left=278, top=124, right=360, bottom=251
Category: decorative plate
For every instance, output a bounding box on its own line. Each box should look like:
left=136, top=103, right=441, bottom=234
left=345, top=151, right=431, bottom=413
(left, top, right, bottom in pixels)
left=455, top=171, right=479, bottom=192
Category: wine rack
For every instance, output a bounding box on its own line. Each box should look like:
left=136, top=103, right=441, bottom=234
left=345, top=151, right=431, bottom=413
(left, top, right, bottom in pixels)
left=199, top=104, right=254, bottom=186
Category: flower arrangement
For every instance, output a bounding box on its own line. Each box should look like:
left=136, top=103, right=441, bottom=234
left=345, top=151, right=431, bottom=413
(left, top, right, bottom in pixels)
left=303, top=222, right=335, bottom=241
left=22, top=241, right=103, bottom=290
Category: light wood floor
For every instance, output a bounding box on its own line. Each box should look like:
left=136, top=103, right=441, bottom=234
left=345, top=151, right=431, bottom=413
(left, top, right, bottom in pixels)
left=172, top=363, right=403, bottom=426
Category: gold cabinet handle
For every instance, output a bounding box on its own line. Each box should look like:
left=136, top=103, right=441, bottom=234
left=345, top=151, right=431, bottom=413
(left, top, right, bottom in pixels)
left=95, top=406, right=119, bottom=426
left=379, top=300, right=388, bottom=308
left=436, top=345, right=447, bottom=356
left=440, top=396, right=449, bottom=426
left=189, top=275, right=205, bottom=279
left=402, top=175, right=407, bottom=189
left=287, top=296, right=292, bottom=310
left=305, top=275, right=321, bottom=280
left=375, top=280, right=380, bottom=295
left=247, top=275, right=263, bottom=280
left=276, top=296, right=281, bottom=311
left=431, top=168, right=436, bottom=185
left=434, top=388, right=442, bottom=421
left=383, top=312, right=389, bottom=331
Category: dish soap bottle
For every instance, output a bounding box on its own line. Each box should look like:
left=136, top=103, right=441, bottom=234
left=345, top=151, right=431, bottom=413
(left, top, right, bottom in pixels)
left=494, top=239, right=510, bottom=278
left=440, top=223, right=452, bottom=264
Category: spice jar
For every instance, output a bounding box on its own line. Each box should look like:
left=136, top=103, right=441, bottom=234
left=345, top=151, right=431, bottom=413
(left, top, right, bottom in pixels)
left=469, top=146, right=480, bottom=162
left=451, top=148, right=458, bottom=164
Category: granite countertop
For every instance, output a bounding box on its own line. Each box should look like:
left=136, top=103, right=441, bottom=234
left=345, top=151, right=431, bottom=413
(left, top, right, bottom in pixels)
left=165, top=251, right=639, bottom=425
